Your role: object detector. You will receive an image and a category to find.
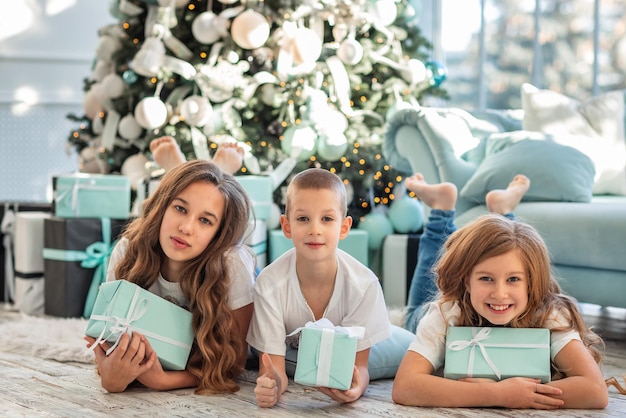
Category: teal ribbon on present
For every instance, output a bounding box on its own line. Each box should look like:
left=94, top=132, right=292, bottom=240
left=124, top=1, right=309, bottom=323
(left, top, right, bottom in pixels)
left=43, top=218, right=117, bottom=318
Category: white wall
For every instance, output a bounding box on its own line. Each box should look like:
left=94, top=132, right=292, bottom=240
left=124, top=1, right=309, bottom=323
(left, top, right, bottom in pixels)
left=0, top=0, right=115, bottom=201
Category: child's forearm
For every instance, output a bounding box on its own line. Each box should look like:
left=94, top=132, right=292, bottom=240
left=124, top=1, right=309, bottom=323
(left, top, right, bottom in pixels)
left=547, top=376, right=608, bottom=409
left=139, top=369, right=198, bottom=391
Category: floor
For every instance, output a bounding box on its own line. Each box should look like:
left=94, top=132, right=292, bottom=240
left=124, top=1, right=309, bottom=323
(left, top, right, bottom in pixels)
left=0, top=304, right=624, bottom=417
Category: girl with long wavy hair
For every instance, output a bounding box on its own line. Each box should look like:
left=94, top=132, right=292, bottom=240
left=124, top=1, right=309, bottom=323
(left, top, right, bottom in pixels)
left=392, top=173, right=608, bottom=410
left=85, top=159, right=255, bottom=395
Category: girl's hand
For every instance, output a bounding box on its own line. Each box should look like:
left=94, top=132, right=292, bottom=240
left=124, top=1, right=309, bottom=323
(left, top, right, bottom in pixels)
left=255, top=353, right=282, bottom=408
left=316, top=365, right=363, bottom=404
left=84, top=332, right=155, bottom=393
left=460, top=377, right=564, bottom=409
left=133, top=337, right=165, bottom=390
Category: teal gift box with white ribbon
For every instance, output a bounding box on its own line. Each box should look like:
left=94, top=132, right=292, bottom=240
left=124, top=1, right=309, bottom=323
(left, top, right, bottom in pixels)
left=43, top=217, right=128, bottom=318
left=235, top=175, right=273, bottom=220
left=53, top=173, right=131, bottom=219
left=293, top=319, right=365, bottom=390
left=444, top=327, right=551, bottom=383
left=85, top=280, right=194, bottom=371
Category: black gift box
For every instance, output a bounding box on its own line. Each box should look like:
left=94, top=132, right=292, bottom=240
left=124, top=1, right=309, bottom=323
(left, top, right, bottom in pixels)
left=1, top=202, right=53, bottom=302
left=43, top=217, right=128, bottom=318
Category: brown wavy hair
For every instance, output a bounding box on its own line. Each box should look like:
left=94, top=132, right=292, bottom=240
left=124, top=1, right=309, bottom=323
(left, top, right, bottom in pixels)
left=115, top=160, right=252, bottom=394
left=435, top=214, right=604, bottom=375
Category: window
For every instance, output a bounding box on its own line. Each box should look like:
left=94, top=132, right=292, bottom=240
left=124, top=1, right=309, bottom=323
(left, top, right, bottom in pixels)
left=420, top=0, right=626, bottom=109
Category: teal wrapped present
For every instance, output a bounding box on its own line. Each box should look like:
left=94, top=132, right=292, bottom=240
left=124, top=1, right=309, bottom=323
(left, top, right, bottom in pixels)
left=269, top=229, right=368, bottom=266
left=53, top=174, right=131, bottom=219
left=235, top=175, right=273, bottom=220
left=444, top=327, right=551, bottom=383
left=293, top=319, right=365, bottom=390
left=85, top=280, right=194, bottom=371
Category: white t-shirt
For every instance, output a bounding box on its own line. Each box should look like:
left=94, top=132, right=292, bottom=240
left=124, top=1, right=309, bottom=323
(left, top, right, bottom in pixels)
left=246, top=248, right=391, bottom=355
left=408, top=301, right=583, bottom=372
left=106, top=237, right=255, bottom=310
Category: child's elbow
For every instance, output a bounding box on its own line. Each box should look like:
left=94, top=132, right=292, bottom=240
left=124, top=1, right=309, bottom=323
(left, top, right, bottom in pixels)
left=391, top=381, right=418, bottom=406
left=591, top=386, right=609, bottom=409
left=580, top=382, right=609, bottom=409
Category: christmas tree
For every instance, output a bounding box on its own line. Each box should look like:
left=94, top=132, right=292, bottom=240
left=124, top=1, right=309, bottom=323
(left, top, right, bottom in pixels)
left=68, top=0, right=446, bottom=222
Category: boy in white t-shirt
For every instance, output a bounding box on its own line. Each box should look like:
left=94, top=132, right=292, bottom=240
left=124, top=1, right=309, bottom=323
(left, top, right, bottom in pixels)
left=247, top=168, right=414, bottom=408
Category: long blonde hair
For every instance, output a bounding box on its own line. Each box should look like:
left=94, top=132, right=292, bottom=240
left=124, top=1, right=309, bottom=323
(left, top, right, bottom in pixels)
left=116, top=160, right=252, bottom=394
left=435, top=214, right=604, bottom=370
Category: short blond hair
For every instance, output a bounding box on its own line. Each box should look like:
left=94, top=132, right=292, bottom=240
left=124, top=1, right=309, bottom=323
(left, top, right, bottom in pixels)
left=285, top=168, right=348, bottom=217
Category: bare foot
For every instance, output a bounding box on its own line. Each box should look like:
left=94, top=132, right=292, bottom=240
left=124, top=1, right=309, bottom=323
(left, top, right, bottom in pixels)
left=485, top=175, right=531, bottom=215
left=213, top=142, right=244, bottom=175
left=404, top=173, right=457, bottom=211
left=150, top=136, right=186, bottom=171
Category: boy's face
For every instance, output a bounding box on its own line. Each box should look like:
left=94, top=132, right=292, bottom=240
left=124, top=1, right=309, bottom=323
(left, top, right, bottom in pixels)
left=281, top=187, right=352, bottom=263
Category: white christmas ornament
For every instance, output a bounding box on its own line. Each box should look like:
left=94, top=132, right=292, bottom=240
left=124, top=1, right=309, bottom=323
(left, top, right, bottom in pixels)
left=99, top=73, right=126, bottom=99
left=268, top=203, right=282, bottom=230
left=134, top=97, right=168, bottom=129
left=121, top=153, right=150, bottom=191
left=118, top=113, right=143, bottom=140
left=337, top=38, right=363, bottom=66
left=217, top=0, right=238, bottom=4
left=231, top=10, right=270, bottom=50
left=179, top=95, right=212, bottom=127
left=158, top=0, right=189, bottom=7
left=90, top=60, right=113, bottom=81
left=292, top=27, right=323, bottom=65
left=95, top=35, right=122, bottom=61
left=83, top=84, right=104, bottom=120
left=401, top=59, right=427, bottom=85
left=368, top=0, right=398, bottom=26
left=92, top=116, right=105, bottom=135
left=130, top=37, right=166, bottom=77
left=202, top=104, right=226, bottom=136
left=79, top=147, right=109, bottom=174
left=317, top=109, right=349, bottom=134
left=191, top=11, right=228, bottom=44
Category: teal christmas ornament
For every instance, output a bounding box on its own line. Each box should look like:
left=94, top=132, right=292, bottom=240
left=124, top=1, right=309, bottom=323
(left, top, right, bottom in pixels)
left=281, top=123, right=317, bottom=161
left=317, top=133, right=348, bottom=162
left=357, top=211, right=394, bottom=250
left=426, top=60, right=447, bottom=87
left=388, top=195, right=423, bottom=233
left=122, top=70, right=139, bottom=84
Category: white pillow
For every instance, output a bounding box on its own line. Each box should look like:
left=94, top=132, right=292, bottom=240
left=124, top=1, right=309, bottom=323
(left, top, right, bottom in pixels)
left=521, top=83, right=626, bottom=195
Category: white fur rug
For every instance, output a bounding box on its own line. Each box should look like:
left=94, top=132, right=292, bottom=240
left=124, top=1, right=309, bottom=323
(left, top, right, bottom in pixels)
left=0, top=306, right=94, bottom=363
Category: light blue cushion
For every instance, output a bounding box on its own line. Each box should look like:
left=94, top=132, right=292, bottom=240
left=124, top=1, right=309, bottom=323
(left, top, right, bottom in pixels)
left=460, top=134, right=596, bottom=204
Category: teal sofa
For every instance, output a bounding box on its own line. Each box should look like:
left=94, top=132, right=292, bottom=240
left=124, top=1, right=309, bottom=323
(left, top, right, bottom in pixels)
left=383, top=105, right=626, bottom=309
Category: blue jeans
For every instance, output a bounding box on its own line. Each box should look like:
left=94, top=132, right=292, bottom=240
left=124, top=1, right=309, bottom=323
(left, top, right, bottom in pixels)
left=404, top=210, right=515, bottom=331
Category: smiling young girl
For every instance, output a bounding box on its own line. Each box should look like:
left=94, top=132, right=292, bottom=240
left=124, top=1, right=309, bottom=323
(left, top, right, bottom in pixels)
left=392, top=173, right=608, bottom=410
left=85, top=160, right=256, bottom=394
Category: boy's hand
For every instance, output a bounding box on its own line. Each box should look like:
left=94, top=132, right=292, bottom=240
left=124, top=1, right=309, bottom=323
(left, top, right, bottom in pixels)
left=255, top=353, right=282, bottom=408
left=317, top=365, right=363, bottom=404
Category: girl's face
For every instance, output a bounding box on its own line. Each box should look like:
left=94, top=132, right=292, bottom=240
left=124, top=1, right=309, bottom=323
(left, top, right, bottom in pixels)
left=466, top=249, right=529, bottom=326
left=281, top=188, right=351, bottom=264
left=159, top=181, right=225, bottom=276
